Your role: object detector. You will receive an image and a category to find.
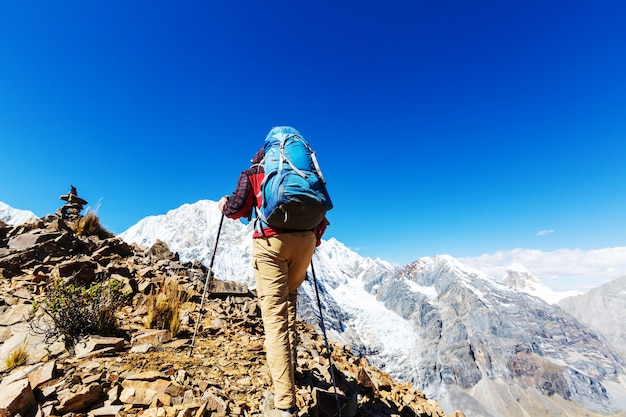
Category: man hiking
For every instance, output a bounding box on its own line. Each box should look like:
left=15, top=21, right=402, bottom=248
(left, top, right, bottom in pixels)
left=218, top=126, right=331, bottom=417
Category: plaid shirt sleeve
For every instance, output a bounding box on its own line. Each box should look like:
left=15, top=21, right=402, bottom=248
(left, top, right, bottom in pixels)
left=222, top=167, right=256, bottom=220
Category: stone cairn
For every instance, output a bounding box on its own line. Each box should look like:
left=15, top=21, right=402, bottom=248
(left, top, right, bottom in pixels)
left=0, top=213, right=465, bottom=417
left=57, top=186, right=88, bottom=221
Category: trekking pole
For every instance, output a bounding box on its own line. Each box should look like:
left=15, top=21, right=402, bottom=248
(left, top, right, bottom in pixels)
left=189, top=210, right=225, bottom=356
left=310, top=258, right=343, bottom=417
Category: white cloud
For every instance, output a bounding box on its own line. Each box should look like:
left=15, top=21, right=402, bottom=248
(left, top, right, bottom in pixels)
left=536, top=229, right=554, bottom=237
left=458, top=247, right=626, bottom=293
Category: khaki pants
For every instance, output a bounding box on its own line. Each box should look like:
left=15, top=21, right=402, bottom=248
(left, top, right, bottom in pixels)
left=253, top=231, right=316, bottom=410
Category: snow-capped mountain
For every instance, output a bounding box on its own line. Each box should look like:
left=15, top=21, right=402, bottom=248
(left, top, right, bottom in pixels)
left=371, top=256, right=626, bottom=416
left=0, top=201, right=37, bottom=225
left=501, top=262, right=582, bottom=304
left=119, top=200, right=256, bottom=287
left=117, top=199, right=626, bottom=417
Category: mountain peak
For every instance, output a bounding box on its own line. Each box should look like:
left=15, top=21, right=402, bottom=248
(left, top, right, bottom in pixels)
left=501, top=263, right=582, bottom=304
left=0, top=201, right=37, bottom=225
left=502, top=262, right=541, bottom=288
left=505, top=261, right=531, bottom=274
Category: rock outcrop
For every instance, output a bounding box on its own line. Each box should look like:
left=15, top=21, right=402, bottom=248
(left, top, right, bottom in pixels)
left=0, top=214, right=461, bottom=417
left=559, top=275, right=626, bottom=361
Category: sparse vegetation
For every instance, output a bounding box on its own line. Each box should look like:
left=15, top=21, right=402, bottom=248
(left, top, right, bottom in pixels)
left=33, top=277, right=132, bottom=351
left=71, top=211, right=114, bottom=239
left=4, top=344, right=28, bottom=369
left=145, top=279, right=187, bottom=337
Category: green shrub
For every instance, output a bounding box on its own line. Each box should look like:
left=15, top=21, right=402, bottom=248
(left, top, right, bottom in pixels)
left=34, top=277, right=132, bottom=351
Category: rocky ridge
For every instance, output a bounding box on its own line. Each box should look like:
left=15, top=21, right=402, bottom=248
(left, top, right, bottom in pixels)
left=0, top=215, right=463, bottom=417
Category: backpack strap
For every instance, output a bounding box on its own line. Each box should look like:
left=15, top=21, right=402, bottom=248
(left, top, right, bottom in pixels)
left=279, top=135, right=310, bottom=179
left=249, top=157, right=268, bottom=235
left=310, top=151, right=326, bottom=185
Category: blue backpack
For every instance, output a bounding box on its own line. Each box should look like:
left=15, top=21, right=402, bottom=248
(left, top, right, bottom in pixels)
left=258, top=126, right=333, bottom=230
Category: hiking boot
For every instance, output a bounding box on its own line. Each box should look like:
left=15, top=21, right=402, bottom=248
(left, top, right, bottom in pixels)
left=264, top=406, right=298, bottom=417
left=261, top=391, right=298, bottom=417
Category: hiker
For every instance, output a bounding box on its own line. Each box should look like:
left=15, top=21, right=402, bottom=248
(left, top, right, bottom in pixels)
left=218, top=127, right=330, bottom=417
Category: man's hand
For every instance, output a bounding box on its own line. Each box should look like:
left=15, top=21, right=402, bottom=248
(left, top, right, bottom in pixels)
left=217, top=196, right=229, bottom=212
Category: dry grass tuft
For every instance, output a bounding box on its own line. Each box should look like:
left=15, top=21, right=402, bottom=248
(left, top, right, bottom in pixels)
left=71, top=212, right=114, bottom=239
left=5, top=344, right=28, bottom=369
left=145, top=279, right=187, bottom=337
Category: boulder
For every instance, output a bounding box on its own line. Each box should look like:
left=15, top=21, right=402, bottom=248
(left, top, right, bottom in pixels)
left=56, top=382, right=103, bottom=414
left=0, top=378, right=36, bottom=417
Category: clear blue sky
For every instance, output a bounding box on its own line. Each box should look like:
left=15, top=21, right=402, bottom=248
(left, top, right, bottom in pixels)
left=2, top=0, right=625, bottom=265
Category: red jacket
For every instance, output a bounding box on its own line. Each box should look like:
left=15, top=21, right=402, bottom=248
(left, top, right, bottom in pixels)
left=221, top=149, right=274, bottom=238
